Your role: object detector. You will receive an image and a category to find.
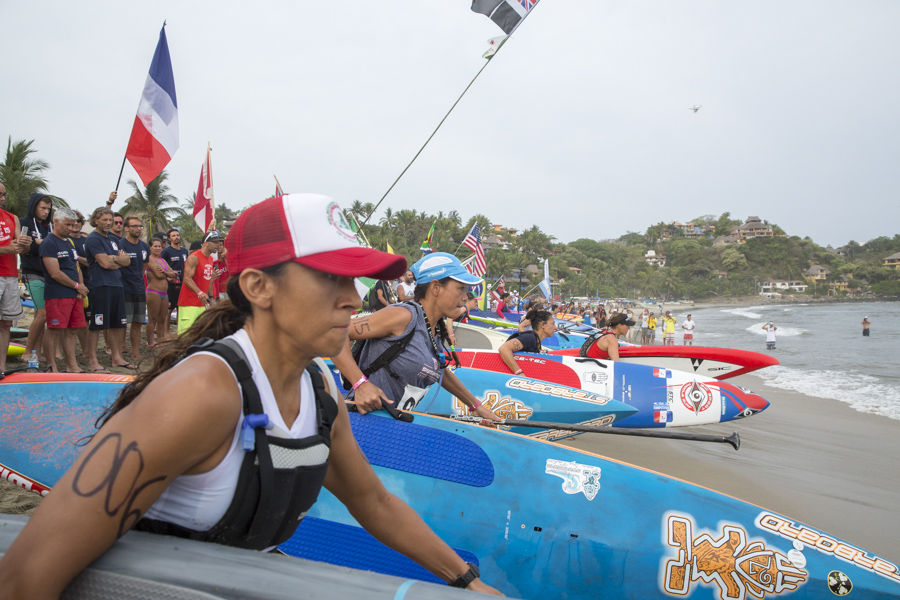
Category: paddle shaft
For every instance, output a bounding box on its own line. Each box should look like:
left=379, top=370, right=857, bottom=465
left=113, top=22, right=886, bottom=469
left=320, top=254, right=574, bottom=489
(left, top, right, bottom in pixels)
left=433, top=414, right=740, bottom=450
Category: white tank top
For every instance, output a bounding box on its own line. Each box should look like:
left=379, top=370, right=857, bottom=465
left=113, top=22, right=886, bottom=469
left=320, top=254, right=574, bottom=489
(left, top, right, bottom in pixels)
left=142, top=329, right=323, bottom=531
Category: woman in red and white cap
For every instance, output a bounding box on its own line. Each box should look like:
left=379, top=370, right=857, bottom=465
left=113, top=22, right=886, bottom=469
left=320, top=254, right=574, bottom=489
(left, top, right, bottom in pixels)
left=0, top=194, right=501, bottom=597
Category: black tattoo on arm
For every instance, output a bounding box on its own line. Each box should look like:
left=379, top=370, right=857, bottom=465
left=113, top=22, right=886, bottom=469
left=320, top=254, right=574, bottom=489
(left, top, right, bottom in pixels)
left=353, top=319, right=371, bottom=336
left=72, top=433, right=167, bottom=537
left=511, top=339, right=524, bottom=352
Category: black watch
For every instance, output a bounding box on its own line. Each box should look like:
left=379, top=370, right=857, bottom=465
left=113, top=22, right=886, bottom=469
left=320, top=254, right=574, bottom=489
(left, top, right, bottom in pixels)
left=448, top=562, right=479, bottom=588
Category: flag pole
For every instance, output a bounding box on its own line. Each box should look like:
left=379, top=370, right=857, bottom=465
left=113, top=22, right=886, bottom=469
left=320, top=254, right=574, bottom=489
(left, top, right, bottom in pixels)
left=274, top=174, right=284, bottom=195
left=207, top=143, right=216, bottom=231
left=362, top=38, right=516, bottom=225
left=114, top=156, right=127, bottom=191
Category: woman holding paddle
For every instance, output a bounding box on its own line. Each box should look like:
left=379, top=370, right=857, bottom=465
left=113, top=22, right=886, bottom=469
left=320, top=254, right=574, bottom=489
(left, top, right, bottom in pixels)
left=334, top=252, right=498, bottom=422
left=498, top=309, right=557, bottom=374
left=0, top=195, right=501, bottom=597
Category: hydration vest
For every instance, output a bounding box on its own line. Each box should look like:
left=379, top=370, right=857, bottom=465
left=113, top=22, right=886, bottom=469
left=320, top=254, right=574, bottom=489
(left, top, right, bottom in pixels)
left=135, top=337, right=337, bottom=550
left=578, top=328, right=617, bottom=357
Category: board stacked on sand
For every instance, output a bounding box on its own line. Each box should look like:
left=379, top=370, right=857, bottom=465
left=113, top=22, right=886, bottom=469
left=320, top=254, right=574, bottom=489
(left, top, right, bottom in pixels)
left=453, top=350, right=770, bottom=428
left=281, top=410, right=900, bottom=599
left=409, top=366, right=638, bottom=440
left=552, top=341, right=780, bottom=380
left=0, top=514, right=474, bottom=599
left=319, top=361, right=637, bottom=442
left=3, top=375, right=898, bottom=599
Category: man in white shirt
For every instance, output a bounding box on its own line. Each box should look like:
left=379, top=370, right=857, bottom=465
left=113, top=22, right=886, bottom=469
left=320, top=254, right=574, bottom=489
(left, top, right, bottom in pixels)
left=681, top=314, right=695, bottom=346
left=395, top=270, right=416, bottom=301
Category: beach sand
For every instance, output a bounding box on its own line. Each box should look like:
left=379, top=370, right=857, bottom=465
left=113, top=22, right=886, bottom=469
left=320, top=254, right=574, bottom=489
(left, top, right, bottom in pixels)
left=2, top=371, right=897, bottom=565
left=564, top=373, right=900, bottom=563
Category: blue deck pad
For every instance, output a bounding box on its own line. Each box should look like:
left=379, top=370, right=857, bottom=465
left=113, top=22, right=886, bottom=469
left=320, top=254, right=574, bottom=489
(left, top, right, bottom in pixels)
left=348, top=412, right=494, bottom=487
left=281, top=517, right=478, bottom=584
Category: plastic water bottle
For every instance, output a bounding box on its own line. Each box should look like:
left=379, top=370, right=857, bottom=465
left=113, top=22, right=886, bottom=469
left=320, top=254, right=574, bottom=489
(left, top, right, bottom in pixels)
left=27, top=351, right=38, bottom=370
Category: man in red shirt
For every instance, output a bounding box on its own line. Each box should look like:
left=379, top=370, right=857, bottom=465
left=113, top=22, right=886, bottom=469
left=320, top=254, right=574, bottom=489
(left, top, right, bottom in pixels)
left=0, top=183, right=32, bottom=372
left=176, top=231, right=221, bottom=333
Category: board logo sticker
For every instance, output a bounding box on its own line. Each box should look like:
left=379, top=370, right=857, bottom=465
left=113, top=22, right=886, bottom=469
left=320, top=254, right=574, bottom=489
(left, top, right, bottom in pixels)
left=508, top=377, right=610, bottom=405
left=544, top=459, right=601, bottom=500
left=452, top=391, right=533, bottom=421
left=756, top=513, right=900, bottom=585
left=690, top=357, right=704, bottom=372
left=585, top=371, right=607, bottom=383
left=679, top=380, right=714, bottom=414
left=529, top=415, right=615, bottom=442
left=662, top=512, right=808, bottom=600
left=827, top=571, right=852, bottom=596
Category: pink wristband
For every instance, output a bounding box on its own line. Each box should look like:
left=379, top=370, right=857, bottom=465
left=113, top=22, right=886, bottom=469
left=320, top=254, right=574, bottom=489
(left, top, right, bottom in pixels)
left=469, top=400, right=483, bottom=411
left=351, top=375, right=369, bottom=391
left=514, top=369, right=524, bottom=375
left=73, top=283, right=79, bottom=290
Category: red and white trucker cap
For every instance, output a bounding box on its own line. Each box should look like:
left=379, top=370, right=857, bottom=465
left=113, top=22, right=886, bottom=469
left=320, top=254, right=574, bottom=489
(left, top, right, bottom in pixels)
left=225, top=194, right=407, bottom=279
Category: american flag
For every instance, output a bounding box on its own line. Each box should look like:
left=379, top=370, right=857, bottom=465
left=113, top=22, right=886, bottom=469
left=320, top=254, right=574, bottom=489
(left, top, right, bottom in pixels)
left=462, top=224, right=486, bottom=277
left=490, top=276, right=505, bottom=305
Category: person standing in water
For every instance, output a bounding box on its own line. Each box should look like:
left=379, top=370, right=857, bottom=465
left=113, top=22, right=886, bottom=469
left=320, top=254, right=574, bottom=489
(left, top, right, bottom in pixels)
left=862, top=316, right=871, bottom=337
left=763, top=321, right=777, bottom=350
left=681, top=314, right=695, bottom=346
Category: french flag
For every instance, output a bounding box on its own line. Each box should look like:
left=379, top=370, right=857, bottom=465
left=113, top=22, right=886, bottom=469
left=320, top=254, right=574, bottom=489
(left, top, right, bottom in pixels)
left=125, top=25, right=178, bottom=186
left=653, top=368, right=672, bottom=378
left=654, top=410, right=672, bottom=423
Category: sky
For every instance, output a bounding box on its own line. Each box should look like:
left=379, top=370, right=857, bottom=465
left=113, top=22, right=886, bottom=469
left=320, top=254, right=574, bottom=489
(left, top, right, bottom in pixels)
left=3, top=1, right=899, bottom=248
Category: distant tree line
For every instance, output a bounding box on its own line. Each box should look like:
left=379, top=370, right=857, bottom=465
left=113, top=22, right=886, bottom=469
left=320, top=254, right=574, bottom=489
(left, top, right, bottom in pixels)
left=5, top=137, right=898, bottom=299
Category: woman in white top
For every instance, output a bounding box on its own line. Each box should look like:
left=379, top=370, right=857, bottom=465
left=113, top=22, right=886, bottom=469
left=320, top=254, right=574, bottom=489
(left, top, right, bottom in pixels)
left=0, top=194, right=501, bottom=597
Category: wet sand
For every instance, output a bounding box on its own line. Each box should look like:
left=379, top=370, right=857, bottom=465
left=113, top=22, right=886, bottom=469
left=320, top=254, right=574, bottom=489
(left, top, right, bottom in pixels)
left=564, top=373, right=900, bottom=562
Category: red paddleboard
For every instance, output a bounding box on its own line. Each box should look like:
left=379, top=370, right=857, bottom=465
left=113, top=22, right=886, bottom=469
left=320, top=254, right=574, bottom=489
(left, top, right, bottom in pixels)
left=550, top=344, right=778, bottom=379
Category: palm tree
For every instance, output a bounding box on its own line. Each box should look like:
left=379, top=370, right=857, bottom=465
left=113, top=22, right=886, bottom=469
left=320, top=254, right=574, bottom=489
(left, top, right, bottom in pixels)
left=0, top=137, right=63, bottom=215
left=379, top=207, right=396, bottom=231
left=121, top=170, right=184, bottom=236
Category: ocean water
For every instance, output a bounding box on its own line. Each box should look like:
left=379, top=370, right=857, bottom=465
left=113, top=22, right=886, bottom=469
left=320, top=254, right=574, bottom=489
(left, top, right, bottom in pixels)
left=661, top=301, right=900, bottom=422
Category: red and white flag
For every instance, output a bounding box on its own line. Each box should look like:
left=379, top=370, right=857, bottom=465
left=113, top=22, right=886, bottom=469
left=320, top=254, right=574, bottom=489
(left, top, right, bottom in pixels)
left=193, top=144, right=215, bottom=232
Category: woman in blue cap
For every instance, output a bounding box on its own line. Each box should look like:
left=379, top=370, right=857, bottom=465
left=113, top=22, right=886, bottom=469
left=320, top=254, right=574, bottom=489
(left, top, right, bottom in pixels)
left=333, top=252, right=498, bottom=420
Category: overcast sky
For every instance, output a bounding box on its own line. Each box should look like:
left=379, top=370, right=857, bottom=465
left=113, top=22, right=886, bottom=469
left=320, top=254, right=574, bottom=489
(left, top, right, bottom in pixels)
left=4, top=1, right=899, bottom=248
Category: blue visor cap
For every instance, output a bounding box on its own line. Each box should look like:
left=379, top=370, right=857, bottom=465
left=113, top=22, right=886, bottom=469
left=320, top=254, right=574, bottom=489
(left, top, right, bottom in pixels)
left=411, top=252, right=482, bottom=286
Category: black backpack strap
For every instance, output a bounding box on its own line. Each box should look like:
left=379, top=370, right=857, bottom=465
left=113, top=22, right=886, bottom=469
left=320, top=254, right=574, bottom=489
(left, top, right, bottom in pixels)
left=361, top=327, right=416, bottom=378
left=185, top=337, right=274, bottom=546
left=306, top=365, right=338, bottom=436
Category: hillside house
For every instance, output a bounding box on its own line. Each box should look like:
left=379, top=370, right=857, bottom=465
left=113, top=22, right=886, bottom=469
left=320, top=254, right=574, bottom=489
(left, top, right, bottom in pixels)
left=804, top=265, right=831, bottom=281
left=761, top=280, right=808, bottom=293
left=883, top=252, right=900, bottom=269
left=732, top=216, right=774, bottom=240
left=644, top=250, right=666, bottom=267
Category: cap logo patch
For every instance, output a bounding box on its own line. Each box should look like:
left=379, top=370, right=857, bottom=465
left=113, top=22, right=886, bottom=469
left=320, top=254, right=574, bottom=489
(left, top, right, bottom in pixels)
left=327, top=202, right=356, bottom=242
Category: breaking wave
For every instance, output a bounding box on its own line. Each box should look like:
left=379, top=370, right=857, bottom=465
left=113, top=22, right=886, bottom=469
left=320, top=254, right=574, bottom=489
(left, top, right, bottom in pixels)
left=756, top=366, right=900, bottom=422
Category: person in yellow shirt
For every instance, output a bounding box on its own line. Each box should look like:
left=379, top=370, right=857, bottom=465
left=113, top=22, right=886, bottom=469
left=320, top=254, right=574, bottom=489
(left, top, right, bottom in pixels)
left=662, top=311, right=677, bottom=346
left=647, top=313, right=657, bottom=345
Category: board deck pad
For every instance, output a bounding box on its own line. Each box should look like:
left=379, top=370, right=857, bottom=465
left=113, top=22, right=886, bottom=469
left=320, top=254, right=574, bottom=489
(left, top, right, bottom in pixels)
left=350, top=412, right=494, bottom=487
left=282, top=517, right=479, bottom=585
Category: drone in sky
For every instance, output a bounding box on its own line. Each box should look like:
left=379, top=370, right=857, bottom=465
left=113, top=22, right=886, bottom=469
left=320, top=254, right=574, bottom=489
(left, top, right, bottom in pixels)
left=689, top=105, right=702, bottom=113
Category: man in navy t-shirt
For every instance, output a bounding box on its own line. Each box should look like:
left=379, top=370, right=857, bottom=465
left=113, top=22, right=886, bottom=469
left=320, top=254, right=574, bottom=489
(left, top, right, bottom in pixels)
left=39, top=207, right=88, bottom=373
left=84, top=207, right=132, bottom=372
left=160, top=227, right=189, bottom=316
left=120, top=216, right=150, bottom=361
